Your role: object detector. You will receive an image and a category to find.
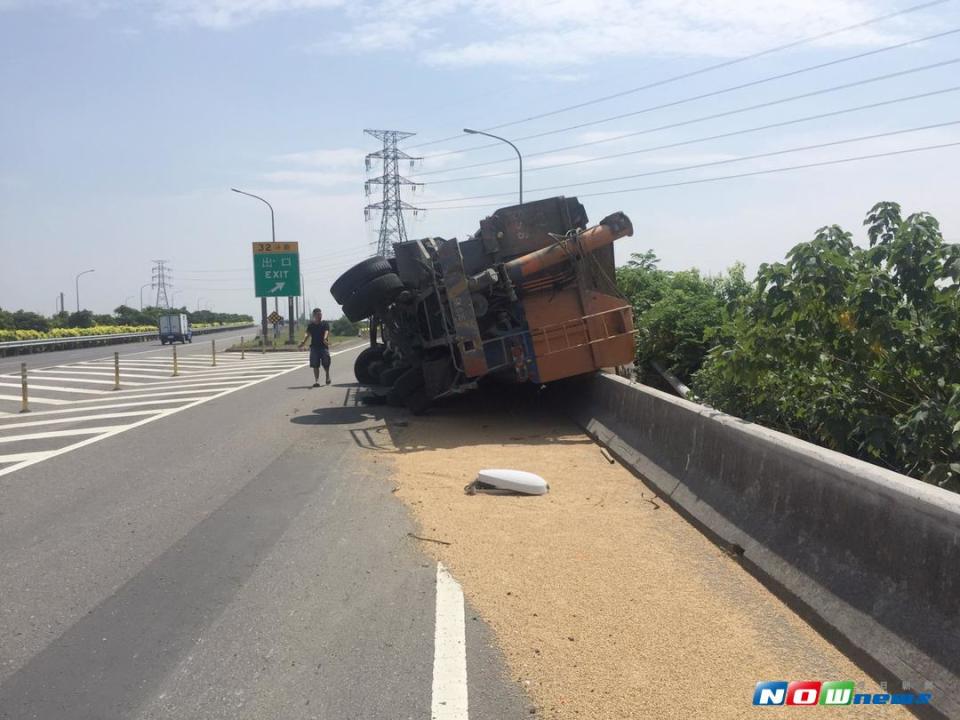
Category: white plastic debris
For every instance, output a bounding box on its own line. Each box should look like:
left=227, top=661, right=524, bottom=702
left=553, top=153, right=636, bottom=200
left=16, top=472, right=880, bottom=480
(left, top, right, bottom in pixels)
left=465, top=469, right=549, bottom=496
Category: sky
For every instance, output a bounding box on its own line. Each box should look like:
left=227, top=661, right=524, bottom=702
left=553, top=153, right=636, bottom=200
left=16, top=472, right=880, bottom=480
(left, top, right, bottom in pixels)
left=1, top=0, right=959, bottom=319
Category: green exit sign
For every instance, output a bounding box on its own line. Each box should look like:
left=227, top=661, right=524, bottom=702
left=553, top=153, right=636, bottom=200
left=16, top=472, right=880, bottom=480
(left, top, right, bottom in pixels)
left=253, top=242, right=301, bottom=297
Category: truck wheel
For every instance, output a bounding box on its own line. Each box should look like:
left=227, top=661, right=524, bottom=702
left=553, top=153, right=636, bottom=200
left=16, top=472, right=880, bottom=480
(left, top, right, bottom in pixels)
left=331, top=256, right=393, bottom=304
left=392, top=367, right=424, bottom=397
left=353, top=344, right=385, bottom=385
left=379, top=365, right=407, bottom=387
left=405, top=389, right=431, bottom=415
left=342, top=273, right=404, bottom=322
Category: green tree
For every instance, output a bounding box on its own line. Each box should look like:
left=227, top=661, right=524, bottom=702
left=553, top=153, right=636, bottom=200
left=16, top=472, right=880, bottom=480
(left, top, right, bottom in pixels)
left=693, top=202, right=960, bottom=491
left=331, top=316, right=359, bottom=336
left=66, top=310, right=94, bottom=328
left=11, top=310, right=49, bottom=332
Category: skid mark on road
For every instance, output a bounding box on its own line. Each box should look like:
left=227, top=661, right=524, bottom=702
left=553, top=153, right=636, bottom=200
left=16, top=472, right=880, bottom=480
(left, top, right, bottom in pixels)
left=433, top=563, right=469, bottom=720
left=0, top=344, right=365, bottom=478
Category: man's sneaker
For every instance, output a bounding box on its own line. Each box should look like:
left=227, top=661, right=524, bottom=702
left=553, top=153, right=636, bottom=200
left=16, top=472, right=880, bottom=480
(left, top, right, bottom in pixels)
left=325, top=378, right=332, bottom=385
left=312, top=382, right=320, bottom=388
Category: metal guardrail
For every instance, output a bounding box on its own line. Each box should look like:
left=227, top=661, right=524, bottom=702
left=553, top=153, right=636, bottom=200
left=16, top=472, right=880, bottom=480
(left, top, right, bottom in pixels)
left=0, top=324, right=255, bottom=357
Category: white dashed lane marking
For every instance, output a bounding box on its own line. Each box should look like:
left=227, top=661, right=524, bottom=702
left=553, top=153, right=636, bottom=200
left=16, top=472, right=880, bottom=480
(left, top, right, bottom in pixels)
left=432, top=563, right=469, bottom=720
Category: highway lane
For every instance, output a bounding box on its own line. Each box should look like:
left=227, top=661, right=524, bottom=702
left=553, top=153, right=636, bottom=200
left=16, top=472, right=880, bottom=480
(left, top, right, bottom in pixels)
left=0, top=343, right=528, bottom=719
left=0, top=327, right=256, bottom=377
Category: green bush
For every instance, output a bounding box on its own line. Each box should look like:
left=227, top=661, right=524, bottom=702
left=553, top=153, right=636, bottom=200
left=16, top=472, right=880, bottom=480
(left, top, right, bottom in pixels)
left=692, top=202, right=960, bottom=492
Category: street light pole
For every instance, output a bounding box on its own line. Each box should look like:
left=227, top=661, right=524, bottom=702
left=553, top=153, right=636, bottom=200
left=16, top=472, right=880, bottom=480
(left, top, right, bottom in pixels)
left=75, top=269, right=95, bottom=313
left=231, top=187, right=274, bottom=347
left=463, top=128, right=522, bottom=205
left=140, top=283, right=151, bottom=310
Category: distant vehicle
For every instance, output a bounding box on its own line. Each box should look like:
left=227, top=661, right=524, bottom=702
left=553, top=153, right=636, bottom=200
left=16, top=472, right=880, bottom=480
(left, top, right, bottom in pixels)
left=158, top=313, right=192, bottom=344
left=330, top=196, right=636, bottom=412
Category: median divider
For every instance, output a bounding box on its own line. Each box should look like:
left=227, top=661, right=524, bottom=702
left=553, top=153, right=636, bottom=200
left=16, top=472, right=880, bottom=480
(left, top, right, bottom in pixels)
left=560, top=372, right=960, bottom=719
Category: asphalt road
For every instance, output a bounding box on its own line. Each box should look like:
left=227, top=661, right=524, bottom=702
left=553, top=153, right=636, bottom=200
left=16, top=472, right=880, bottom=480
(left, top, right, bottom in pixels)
left=0, top=327, right=254, bottom=377
left=0, top=342, right=528, bottom=719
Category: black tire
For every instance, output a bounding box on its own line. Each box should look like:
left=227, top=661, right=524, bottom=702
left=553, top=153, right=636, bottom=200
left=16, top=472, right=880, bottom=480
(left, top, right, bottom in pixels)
left=405, top=389, right=431, bottom=415
left=367, top=360, right=385, bottom=383
left=386, top=388, right=406, bottom=407
left=160, top=339, right=166, bottom=345
left=342, top=273, right=404, bottom=322
left=331, top=256, right=393, bottom=304
left=379, top=365, right=407, bottom=387
left=393, top=367, right=424, bottom=397
left=354, top=344, right=385, bottom=385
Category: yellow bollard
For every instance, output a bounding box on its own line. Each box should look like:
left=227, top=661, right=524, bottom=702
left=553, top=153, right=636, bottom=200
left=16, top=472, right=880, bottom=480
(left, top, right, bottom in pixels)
left=19, top=363, right=29, bottom=413
left=240, top=336, right=245, bottom=360
left=172, top=344, right=179, bottom=377
left=211, top=339, right=217, bottom=366
left=113, top=352, right=120, bottom=391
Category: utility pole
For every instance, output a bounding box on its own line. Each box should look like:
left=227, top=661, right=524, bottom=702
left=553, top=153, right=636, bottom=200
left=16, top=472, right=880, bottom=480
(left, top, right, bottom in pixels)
left=364, top=129, right=424, bottom=258
left=152, top=260, right=172, bottom=308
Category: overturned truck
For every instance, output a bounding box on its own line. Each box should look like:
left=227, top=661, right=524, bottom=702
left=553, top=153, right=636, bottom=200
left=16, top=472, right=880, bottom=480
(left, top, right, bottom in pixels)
left=330, top=196, right=636, bottom=412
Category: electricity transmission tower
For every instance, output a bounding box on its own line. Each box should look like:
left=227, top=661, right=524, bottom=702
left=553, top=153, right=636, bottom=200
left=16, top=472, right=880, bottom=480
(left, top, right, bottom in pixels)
left=152, top=260, right=172, bottom=308
left=364, top=129, right=423, bottom=258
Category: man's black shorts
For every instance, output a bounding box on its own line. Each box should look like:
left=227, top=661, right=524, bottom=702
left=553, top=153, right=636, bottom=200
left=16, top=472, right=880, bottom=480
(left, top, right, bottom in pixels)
left=310, top=346, right=330, bottom=369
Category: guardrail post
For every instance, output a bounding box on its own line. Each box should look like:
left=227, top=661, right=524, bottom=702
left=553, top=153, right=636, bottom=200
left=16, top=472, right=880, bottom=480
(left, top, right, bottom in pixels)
left=240, top=336, right=245, bottom=360
left=211, top=339, right=216, bottom=367
left=20, top=363, right=29, bottom=413
left=172, top=345, right=179, bottom=377
left=113, top=352, right=120, bottom=391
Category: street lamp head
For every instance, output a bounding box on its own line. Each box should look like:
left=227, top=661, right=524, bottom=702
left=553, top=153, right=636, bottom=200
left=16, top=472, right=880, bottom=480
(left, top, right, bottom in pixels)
left=463, top=128, right=478, bottom=135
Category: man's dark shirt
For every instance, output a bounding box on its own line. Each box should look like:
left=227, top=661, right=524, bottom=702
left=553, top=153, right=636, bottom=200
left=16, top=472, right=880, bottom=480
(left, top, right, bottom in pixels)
left=306, top=321, right=329, bottom=348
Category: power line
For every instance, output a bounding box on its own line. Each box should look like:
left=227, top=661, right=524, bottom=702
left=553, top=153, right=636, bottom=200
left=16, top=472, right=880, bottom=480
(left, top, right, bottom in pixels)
left=420, top=141, right=960, bottom=211
left=417, top=121, right=960, bottom=206
left=406, top=0, right=952, bottom=151
left=417, top=28, right=960, bottom=164
left=411, top=58, right=959, bottom=178
left=422, top=86, right=960, bottom=185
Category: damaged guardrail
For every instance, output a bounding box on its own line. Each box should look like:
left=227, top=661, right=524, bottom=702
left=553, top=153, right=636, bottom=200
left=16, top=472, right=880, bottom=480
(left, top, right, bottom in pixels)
left=562, top=372, right=960, bottom=720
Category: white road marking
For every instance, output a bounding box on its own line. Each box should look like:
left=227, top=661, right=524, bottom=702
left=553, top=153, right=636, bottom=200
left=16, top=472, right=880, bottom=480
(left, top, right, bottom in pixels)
left=0, top=451, right=57, bottom=463
left=0, top=397, right=210, bottom=419
left=0, top=425, right=125, bottom=444
left=0, top=343, right=365, bottom=478
left=0, top=382, right=106, bottom=395
left=432, top=563, right=469, bottom=720
left=17, top=374, right=146, bottom=387
left=0, top=410, right=163, bottom=430
left=0, top=394, right=69, bottom=406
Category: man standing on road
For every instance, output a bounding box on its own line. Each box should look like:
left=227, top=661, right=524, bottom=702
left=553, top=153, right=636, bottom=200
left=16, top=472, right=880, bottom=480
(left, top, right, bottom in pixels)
left=298, top=308, right=331, bottom=387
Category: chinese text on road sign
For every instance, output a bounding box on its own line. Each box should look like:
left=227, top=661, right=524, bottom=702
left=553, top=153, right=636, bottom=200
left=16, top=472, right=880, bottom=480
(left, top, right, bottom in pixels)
left=253, top=242, right=301, bottom=298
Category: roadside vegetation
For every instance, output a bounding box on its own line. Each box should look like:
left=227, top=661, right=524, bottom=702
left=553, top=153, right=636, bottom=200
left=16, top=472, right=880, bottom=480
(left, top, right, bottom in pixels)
left=0, top=306, right=253, bottom=342
left=618, top=201, right=960, bottom=492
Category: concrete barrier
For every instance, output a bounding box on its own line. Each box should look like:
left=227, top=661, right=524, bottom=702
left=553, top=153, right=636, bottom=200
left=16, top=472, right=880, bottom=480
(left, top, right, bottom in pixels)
left=562, top=372, right=960, bottom=719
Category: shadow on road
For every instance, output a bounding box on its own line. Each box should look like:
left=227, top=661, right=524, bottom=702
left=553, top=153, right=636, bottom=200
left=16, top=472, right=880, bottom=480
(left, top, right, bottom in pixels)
left=289, top=382, right=592, bottom=455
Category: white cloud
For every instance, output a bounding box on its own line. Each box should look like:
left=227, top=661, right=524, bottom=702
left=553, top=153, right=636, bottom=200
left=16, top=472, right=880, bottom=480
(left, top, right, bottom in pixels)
left=154, top=0, right=344, bottom=29
left=271, top=147, right=366, bottom=168
left=421, top=0, right=905, bottom=68
left=263, top=170, right=363, bottom=186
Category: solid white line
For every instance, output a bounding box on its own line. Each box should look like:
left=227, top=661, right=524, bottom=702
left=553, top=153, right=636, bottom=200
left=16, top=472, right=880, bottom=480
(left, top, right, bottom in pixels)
left=0, top=394, right=69, bottom=406
left=0, top=397, right=206, bottom=419
left=0, top=410, right=163, bottom=431
left=0, top=382, right=105, bottom=395
left=34, top=368, right=169, bottom=380
left=432, top=563, right=469, bottom=720
left=18, top=374, right=145, bottom=387
left=0, top=343, right=366, bottom=478
left=0, top=450, right=57, bottom=463
left=0, top=425, right=126, bottom=444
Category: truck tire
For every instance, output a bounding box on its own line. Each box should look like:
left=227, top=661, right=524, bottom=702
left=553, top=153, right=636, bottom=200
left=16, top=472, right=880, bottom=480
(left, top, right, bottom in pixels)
left=405, top=389, right=431, bottom=415
left=379, top=365, right=407, bottom=387
left=342, top=273, right=404, bottom=322
left=392, top=367, right=424, bottom=398
left=331, top=256, right=393, bottom=304
left=354, top=344, right=385, bottom=385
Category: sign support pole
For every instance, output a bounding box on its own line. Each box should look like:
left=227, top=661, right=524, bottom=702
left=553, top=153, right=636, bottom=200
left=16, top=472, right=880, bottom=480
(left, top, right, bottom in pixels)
left=288, top=296, right=295, bottom=344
